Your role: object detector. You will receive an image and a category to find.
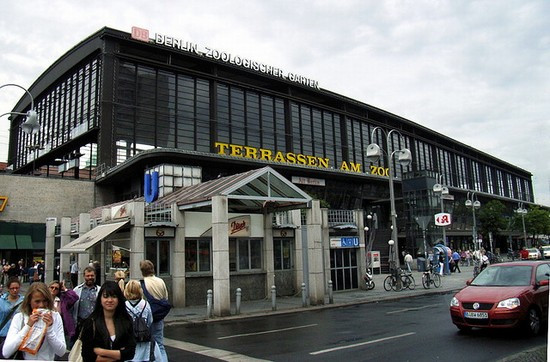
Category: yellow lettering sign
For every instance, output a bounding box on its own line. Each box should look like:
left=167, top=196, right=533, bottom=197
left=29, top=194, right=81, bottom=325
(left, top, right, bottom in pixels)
left=0, top=196, right=7, bottom=212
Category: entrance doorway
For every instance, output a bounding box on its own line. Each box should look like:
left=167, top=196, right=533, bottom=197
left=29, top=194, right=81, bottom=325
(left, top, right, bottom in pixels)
left=330, top=248, right=359, bottom=290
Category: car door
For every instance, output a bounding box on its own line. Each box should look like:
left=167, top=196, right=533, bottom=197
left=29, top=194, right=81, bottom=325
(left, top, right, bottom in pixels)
left=534, top=263, right=550, bottom=320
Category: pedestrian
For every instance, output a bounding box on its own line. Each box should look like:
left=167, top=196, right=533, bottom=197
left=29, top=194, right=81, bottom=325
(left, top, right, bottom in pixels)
left=70, top=260, right=79, bottom=289
left=0, top=277, right=24, bottom=358
left=438, top=254, right=444, bottom=276
left=404, top=252, right=413, bottom=272
left=1, top=282, right=66, bottom=360
left=49, top=280, right=79, bottom=346
left=93, top=260, right=101, bottom=286
left=140, top=260, right=169, bottom=362
left=115, top=270, right=126, bottom=292
left=80, top=281, right=136, bottom=362
left=452, top=250, right=461, bottom=273
left=480, top=249, right=490, bottom=272
left=72, top=266, right=99, bottom=343
left=124, top=280, right=161, bottom=361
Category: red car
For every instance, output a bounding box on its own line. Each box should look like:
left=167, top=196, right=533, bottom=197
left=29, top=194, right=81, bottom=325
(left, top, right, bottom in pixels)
left=450, top=261, right=550, bottom=335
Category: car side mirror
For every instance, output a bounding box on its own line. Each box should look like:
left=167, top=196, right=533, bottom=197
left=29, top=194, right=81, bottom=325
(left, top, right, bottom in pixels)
left=537, top=279, right=549, bottom=287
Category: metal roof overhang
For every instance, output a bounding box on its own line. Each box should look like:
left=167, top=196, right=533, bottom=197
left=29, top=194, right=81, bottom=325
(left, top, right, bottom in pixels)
left=154, top=166, right=312, bottom=213
left=58, top=220, right=129, bottom=253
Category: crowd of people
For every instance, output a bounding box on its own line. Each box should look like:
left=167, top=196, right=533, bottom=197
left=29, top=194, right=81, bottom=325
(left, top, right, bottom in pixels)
left=0, top=259, right=170, bottom=361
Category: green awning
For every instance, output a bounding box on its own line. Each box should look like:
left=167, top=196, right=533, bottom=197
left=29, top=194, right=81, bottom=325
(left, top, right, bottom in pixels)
left=0, top=234, right=17, bottom=249
left=16, top=235, right=34, bottom=249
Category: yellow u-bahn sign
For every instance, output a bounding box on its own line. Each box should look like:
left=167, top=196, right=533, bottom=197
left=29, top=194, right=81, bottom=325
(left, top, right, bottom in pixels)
left=0, top=196, right=7, bottom=212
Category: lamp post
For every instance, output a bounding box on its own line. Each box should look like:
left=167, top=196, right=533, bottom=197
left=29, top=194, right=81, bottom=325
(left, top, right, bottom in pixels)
left=465, top=191, right=481, bottom=251
left=433, top=175, right=449, bottom=246
left=515, top=202, right=528, bottom=248
left=364, top=213, right=375, bottom=271
left=366, top=127, right=412, bottom=289
left=0, top=83, right=41, bottom=173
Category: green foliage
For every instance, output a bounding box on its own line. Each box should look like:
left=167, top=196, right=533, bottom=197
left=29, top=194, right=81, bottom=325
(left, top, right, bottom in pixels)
left=524, top=205, right=550, bottom=238
left=478, top=200, right=508, bottom=237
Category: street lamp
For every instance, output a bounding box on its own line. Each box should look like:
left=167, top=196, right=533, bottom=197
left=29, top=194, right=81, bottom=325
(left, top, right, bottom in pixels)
left=433, top=175, right=450, bottom=246
left=0, top=83, right=41, bottom=173
left=515, top=202, right=528, bottom=247
left=465, top=191, right=481, bottom=251
left=366, top=127, right=412, bottom=276
left=0, top=83, right=40, bottom=133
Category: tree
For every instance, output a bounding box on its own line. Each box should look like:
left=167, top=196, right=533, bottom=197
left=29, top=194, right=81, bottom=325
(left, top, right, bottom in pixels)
left=524, top=206, right=550, bottom=244
left=478, top=200, right=508, bottom=239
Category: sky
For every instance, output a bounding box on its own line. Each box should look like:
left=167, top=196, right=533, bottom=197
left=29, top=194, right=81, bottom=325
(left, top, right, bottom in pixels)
left=0, top=0, right=548, bottom=206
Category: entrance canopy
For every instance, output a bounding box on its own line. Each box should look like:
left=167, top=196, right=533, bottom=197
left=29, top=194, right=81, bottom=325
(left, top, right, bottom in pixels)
left=58, top=220, right=129, bottom=253
left=158, top=166, right=312, bottom=213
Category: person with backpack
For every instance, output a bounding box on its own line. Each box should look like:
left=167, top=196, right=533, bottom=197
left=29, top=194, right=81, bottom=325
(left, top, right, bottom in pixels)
left=140, top=260, right=170, bottom=362
left=124, top=280, right=161, bottom=361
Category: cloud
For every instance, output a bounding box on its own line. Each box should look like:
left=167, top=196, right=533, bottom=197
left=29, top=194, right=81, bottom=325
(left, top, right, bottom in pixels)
left=0, top=0, right=548, bottom=206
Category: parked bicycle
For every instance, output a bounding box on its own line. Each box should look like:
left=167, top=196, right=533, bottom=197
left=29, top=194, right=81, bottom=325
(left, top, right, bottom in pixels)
left=363, top=268, right=375, bottom=290
left=384, top=268, right=415, bottom=291
left=421, top=263, right=441, bottom=289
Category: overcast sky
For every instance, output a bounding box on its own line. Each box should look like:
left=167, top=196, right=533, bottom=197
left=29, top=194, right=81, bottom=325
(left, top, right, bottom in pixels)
left=0, top=0, right=548, bottom=206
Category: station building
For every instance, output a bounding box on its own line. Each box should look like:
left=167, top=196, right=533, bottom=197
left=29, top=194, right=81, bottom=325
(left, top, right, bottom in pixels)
left=0, top=27, right=536, bottom=312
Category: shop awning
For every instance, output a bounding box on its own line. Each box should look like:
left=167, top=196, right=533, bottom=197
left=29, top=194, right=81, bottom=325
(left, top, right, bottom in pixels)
left=15, top=235, right=34, bottom=249
left=58, top=220, right=129, bottom=253
left=0, top=234, right=17, bottom=249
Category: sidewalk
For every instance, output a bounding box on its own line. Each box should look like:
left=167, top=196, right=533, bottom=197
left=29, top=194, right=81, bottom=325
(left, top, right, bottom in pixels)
left=164, top=265, right=475, bottom=325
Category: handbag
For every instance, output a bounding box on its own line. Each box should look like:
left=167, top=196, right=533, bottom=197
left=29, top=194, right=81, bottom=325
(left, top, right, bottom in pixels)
left=69, top=320, right=94, bottom=362
left=68, top=338, right=83, bottom=362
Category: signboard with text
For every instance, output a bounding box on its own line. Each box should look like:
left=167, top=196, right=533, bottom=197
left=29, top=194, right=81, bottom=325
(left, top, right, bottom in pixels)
left=330, top=236, right=360, bottom=249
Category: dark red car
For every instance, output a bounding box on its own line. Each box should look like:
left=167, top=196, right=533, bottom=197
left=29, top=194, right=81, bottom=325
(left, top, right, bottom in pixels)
left=450, top=261, right=550, bottom=335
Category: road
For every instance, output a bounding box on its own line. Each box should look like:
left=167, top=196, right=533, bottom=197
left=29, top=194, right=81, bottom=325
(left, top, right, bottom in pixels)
left=163, top=292, right=546, bottom=362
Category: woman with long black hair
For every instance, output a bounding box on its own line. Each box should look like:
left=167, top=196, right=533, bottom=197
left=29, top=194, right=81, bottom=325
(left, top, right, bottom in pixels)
left=80, top=281, right=136, bottom=362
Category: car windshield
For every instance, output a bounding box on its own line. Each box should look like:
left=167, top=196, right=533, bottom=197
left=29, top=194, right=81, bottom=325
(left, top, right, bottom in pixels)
left=471, top=265, right=532, bottom=286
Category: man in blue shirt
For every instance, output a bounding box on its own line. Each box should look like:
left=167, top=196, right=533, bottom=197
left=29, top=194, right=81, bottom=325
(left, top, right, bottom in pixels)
left=452, top=250, right=461, bottom=273
left=72, top=266, right=99, bottom=345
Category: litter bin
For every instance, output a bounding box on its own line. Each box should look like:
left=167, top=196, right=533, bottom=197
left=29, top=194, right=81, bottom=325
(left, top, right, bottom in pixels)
left=417, top=257, right=426, bottom=272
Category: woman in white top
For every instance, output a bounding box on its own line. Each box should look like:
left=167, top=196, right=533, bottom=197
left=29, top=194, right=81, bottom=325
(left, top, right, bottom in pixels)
left=2, top=282, right=66, bottom=360
left=124, top=280, right=161, bottom=361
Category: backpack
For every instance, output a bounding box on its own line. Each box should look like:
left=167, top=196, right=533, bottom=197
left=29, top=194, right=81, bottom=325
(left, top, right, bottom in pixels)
left=127, top=302, right=151, bottom=343
left=140, top=280, right=172, bottom=322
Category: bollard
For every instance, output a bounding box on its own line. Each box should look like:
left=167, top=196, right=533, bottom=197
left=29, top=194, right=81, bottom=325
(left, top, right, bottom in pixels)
left=328, top=280, right=334, bottom=304
left=236, top=288, right=242, bottom=315
left=301, top=283, right=307, bottom=307
left=206, top=289, right=213, bottom=318
left=271, top=285, right=277, bottom=311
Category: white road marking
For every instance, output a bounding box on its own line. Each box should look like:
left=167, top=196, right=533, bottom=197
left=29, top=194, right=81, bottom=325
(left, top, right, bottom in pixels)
left=386, top=303, right=441, bottom=314
left=218, top=323, right=318, bottom=339
left=164, top=337, right=272, bottom=361
left=309, top=332, right=416, bottom=355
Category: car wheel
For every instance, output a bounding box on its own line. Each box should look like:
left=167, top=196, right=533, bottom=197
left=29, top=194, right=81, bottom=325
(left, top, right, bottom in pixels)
left=523, top=307, right=541, bottom=335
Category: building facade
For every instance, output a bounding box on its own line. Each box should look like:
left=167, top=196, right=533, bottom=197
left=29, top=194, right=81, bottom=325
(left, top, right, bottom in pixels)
left=1, top=27, right=537, bottom=307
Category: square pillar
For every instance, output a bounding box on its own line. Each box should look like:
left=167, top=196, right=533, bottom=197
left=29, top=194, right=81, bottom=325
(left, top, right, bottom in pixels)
left=171, top=203, right=186, bottom=307
left=129, top=202, right=145, bottom=280
left=264, top=212, right=275, bottom=293
left=212, top=195, right=230, bottom=316
left=356, top=209, right=367, bottom=290
left=60, top=217, right=72, bottom=284
left=78, top=213, right=91, bottom=285
left=45, top=218, right=56, bottom=283
left=306, top=200, right=324, bottom=305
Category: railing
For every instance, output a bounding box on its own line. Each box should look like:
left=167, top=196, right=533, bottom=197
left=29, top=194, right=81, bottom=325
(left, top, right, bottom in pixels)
left=272, top=211, right=294, bottom=226
left=145, top=203, right=172, bottom=223
left=327, top=210, right=356, bottom=227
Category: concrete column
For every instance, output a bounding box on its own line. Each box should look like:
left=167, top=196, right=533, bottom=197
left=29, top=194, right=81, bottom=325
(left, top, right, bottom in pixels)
left=321, top=208, right=330, bottom=291
left=78, top=213, right=91, bottom=285
left=306, top=200, right=324, bottom=305
left=45, top=218, right=56, bottom=283
left=60, top=217, right=71, bottom=283
left=356, top=209, right=367, bottom=290
left=264, top=212, right=275, bottom=296
left=212, top=195, right=230, bottom=316
left=292, top=209, right=304, bottom=292
left=171, top=203, right=186, bottom=307
left=129, top=202, right=145, bottom=281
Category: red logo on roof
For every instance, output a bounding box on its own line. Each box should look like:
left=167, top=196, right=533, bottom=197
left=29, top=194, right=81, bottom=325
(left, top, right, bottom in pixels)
left=131, top=27, right=150, bottom=42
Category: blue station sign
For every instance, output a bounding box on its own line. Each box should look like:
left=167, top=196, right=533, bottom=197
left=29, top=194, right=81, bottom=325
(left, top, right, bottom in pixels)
left=330, top=236, right=360, bottom=249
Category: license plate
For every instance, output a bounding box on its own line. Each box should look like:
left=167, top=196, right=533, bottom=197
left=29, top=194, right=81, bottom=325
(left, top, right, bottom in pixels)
left=464, top=311, right=488, bottom=319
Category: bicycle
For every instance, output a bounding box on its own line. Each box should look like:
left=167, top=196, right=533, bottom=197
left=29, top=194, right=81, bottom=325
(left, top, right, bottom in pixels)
left=384, top=268, right=415, bottom=291
left=421, top=264, right=441, bottom=289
